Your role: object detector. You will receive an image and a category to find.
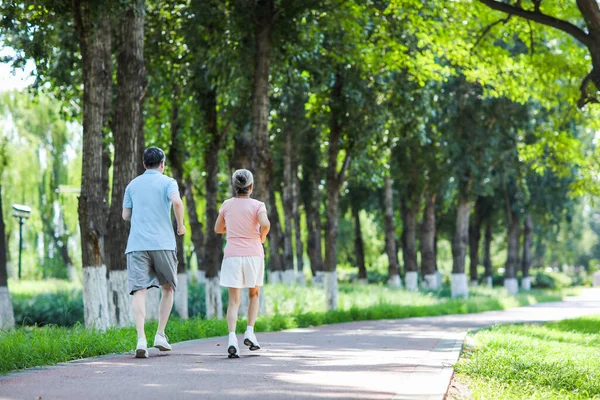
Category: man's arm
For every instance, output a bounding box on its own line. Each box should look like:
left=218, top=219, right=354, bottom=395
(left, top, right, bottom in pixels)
left=214, top=213, right=227, bottom=234
left=122, top=208, right=132, bottom=221
left=258, top=211, right=270, bottom=244
left=169, top=192, right=186, bottom=235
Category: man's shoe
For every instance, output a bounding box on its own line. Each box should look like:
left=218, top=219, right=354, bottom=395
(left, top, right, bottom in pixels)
left=135, top=338, right=148, bottom=358
left=243, top=331, right=261, bottom=351
left=228, top=336, right=240, bottom=359
left=153, top=333, right=172, bottom=351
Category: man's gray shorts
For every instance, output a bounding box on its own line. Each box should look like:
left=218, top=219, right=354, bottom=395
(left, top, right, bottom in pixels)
left=127, top=250, right=178, bottom=295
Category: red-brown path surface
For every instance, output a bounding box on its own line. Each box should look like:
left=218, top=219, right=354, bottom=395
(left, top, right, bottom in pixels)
left=2, top=289, right=600, bottom=400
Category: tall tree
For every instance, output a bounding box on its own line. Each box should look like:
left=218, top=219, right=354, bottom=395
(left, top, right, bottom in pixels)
left=384, top=176, right=401, bottom=287
left=73, top=0, right=113, bottom=330
left=248, top=0, right=275, bottom=203
left=521, top=213, right=534, bottom=291
left=0, top=138, right=14, bottom=329
left=106, top=0, right=146, bottom=327
left=168, top=89, right=188, bottom=320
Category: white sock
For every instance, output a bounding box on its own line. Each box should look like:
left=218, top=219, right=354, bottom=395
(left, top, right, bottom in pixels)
left=246, top=326, right=254, bottom=334
left=229, top=332, right=237, bottom=339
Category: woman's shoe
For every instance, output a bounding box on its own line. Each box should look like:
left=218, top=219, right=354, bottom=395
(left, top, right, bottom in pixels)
left=243, top=331, right=261, bottom=351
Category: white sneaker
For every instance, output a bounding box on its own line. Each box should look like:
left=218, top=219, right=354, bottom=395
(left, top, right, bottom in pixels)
left=153, top=333, right=172, bottom=351
left=244, top=331, right=261, bottom=351
left=135, top=338, right=148, bottom=358
left=228, top=335, right=240, bottom=359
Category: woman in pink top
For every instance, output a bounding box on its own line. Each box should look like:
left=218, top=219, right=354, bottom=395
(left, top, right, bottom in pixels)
left=214, top=169, right=270, bottom=358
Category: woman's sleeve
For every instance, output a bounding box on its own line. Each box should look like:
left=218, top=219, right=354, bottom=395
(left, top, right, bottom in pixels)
left=257, top=201, right=267, bottom=215
left=219, top=201, right=226, bottom=217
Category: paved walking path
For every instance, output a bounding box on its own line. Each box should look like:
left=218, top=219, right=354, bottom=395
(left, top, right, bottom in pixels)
left=2, top=289, right=600, bottom=400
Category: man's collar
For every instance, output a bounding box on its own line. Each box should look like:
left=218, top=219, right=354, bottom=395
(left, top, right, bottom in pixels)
left=144, top=169, right=162, bottom=175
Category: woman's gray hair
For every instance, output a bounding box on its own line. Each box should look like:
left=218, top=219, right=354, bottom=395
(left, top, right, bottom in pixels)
left=232, top=169, right=254, bottom=195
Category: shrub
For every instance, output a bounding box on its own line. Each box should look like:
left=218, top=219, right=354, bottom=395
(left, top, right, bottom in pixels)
left=532, top=271, right=573, bottom=289
left=12, top=290, right=84, bottom=327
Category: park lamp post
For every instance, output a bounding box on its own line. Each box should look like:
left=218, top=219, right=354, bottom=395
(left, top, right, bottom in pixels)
left=12, top=204, right=31, bottom=280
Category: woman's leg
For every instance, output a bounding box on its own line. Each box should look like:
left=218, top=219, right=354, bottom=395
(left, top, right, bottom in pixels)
left=247, top=286, right=261, bottom=327
left=227, top=288, right=242, bottom=333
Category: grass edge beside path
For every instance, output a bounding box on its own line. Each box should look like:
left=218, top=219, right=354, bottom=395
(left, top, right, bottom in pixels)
left=454, top=314, right=600, bottom=399
left=0, top=288, right=572, bottom=375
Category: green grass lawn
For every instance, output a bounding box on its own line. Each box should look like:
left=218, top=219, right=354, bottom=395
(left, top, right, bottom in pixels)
left=455, top=315, right=600, bottom=399
left=0, top=282, right=573, bottom=375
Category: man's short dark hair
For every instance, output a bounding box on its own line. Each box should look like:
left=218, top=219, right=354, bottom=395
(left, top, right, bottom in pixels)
left=143, top=147, right=165, bottom=169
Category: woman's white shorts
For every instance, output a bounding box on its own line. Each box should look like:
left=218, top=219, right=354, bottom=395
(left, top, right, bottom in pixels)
left=219, top=256, right=265, bottom=288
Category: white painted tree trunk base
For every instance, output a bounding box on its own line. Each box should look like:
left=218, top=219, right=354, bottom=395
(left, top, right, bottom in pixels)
left=7, top=262, right=15, bottom=279
left=504, top=278, right=519, bottom=295
left=357, top=278, right=368, bottom=285
left=107, top=270, right=133, bottom=327
left=469, top=280, right=479, bottom=287
left=82, top=265, right=110, bottom=330
left=296, top=271, right=306, bottom=286
left=324, top=271, right=338, bottom=311
left=269, top=271, right=283, bottom=285
left=281, top=270, right=295, bottom=285
left=312, top=271, right=325, bottom=286
left=205, top=277, right=223, bottom=319
left=484, top=276, right=493, bottom=286
left=0, top=286, right=15, bottom=330
left=422, top=274, right=439, bottom=290
left=145, top=288, right=161, bottom=321
left=405, top=272, right=419, bottom=291
left=196, top=270, right=206, bottom=285
left=521, top=277, right=531, bottom=291
left=67, top=265, right=79, bottom=283
left=388, top=274, right=402, bottom=288
left=175, top=273, right=188, bottom=319
left=451, top=273, right=469, bottom=298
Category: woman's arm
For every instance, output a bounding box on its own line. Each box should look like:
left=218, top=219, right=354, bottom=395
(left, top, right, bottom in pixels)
left=214, top=213, right=227, bottom=234
left=258, top=211, right=270, bottom=244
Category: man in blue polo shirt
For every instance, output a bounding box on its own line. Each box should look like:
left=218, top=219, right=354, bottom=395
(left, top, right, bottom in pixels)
left=122, top=147, right=186, bottom=358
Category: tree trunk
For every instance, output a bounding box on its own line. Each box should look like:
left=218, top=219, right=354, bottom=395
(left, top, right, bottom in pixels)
left=167, top=92, right=188, bottom=320
left=267, top=189, right=284, bottom=283
left=281, top=128, right=295, bottom=284
left=384, top=177, right=401, bottom=287
left=505, top=207, right=520, bottom=294
left=521, top=213, right=533, bottom=291
left=468, top=197, right=483, bottom=286
left=292, top=164, right=305, bottom=285
left=352, top=206, right=367, bottom=283
left=202, top=88, right=224, bottom=319
left=73, top=1, right=112, bottom=330
left=106, top=0, right=145, bottom=327
left=401, top=198, right=419, bottom=291
left=483, top=219, right=493, bottom=286
left=249, top=0, right=274, bottom=204
left=324, top=71, right=349, bottom=311
left=420, top=192, right=437, bottom=290
left=302, top=166, right=323, bottom=282
left=184, top=177, right=205, bottom=283
left=0, top=186, right=15, bottom=329
left=451, top=194, right=471, bottom=298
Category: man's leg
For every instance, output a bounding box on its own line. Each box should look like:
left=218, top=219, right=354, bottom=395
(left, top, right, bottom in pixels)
left=132, top=288, right=147, bottom=340
left=157, top=284, right=174, bottom=336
